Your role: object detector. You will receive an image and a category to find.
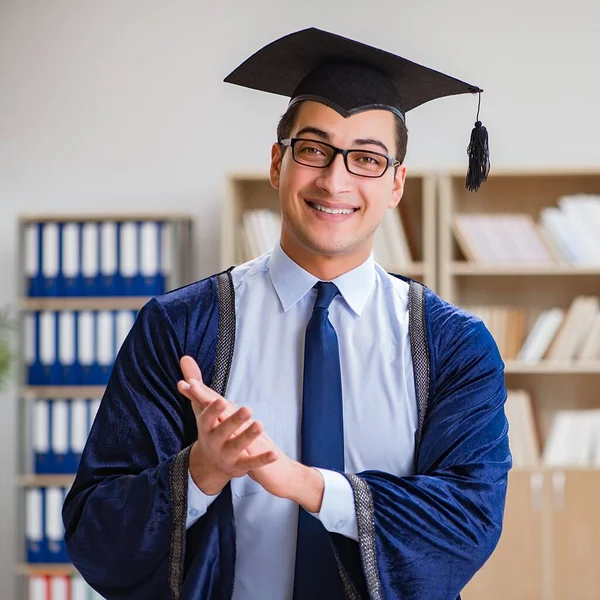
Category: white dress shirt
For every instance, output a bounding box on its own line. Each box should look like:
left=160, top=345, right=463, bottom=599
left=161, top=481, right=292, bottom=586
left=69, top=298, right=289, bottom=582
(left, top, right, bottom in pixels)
left=186, top=243, right=417, bottom=599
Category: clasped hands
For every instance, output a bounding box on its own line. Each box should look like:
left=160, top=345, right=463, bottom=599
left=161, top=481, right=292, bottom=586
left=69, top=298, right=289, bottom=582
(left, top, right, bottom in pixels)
left=177, top=355, right=324, bottom=513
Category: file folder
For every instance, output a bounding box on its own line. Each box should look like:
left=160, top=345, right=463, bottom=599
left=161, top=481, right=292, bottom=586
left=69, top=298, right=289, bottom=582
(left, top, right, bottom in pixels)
left=33, top=399, right=51, bottom=474
left=82, top=223, right=99, bottom=296
left=160, top=221, right=172, bottom=285
left=115, top=310, right=135, bottom=358
left=120, top=221, right=138, bottom=296
left=101, top=221, right=118, bottom=295
left=25, top=222, right=42, bottom=297
left=39, top=311, right=58, bottom=385
left=45, top=487, right=68, bottom=562
left=51, top=400, right=69, bottom=473
left=58, top=311, right=77, bottom=385
left=140, top=221, right=160, bottom=295
left=71, top=399, right=88, bottom=472
left=26, top=312, right=42, bottom=385
left=26, top=487, right=43, bottom=562
left=96, top=311, right=114, bottom=385
left=71, top=576, right=88, bottom=600
left=42, top=223, right=60, bottom=296
left=51, top=575, right=69, bottom=600
left=62, top=222, right=80, bottom=297
left=78, top=311, right=95, bottom=385
left=28, top=576, right=48, bottom=600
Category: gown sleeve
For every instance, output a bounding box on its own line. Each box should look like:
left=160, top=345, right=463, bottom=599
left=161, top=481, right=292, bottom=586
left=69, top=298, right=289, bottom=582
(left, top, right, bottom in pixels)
left=339, top=299, right=512, bottom=600
left=62, top=283, right=219, bottom=599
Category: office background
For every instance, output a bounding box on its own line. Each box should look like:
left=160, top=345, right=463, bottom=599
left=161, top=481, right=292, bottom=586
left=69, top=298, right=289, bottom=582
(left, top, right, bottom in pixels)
left=1, top=0, right=600, bottom=597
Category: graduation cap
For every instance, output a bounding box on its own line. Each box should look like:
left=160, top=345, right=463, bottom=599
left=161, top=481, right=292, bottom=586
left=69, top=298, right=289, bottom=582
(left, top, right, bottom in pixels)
left=225, top=28, right=490, bottom=191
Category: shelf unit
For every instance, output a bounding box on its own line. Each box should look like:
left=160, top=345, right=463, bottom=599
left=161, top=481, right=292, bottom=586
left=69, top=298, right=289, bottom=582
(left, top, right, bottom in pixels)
left=15, top=214, right=193, bottom=599
left=439, top=170, right=600, bottom=600
left=221, top=171, right=438, bottom=290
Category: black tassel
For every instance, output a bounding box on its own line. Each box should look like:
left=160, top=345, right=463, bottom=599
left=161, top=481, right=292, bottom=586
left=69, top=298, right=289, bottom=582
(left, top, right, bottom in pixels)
left=465, top=120, right=490, bottom=192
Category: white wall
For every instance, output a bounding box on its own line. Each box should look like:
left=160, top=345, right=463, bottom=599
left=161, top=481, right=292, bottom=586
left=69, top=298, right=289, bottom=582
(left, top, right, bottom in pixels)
left=1, top=0, right=599, bottom=595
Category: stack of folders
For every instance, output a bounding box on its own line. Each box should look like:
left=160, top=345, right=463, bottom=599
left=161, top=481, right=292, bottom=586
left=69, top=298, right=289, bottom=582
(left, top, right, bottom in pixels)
left=504, top=390, right=540, bottom=469
left=25, top=220, right=172, bottom=297
left=518, top=296, right=600, bottom=363
left=29, top=575, right=103, bottom=599
left=466, top=296, right=600, bottom=363
left=543, top=409, right=600, bottom=467
left=454, top=196, right=600, bottom=265
left=372, top=209, right=413, bottom=271
left=32, top=399, right=100, bottom=474
left=239, top=209, right=282, bottom=262
left=26, top=487, right=70, bottom=563
left=25, top=310, right=137, bottom=385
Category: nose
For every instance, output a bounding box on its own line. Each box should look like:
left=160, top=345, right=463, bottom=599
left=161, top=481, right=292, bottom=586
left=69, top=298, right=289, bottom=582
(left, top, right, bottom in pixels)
left=314, top=153, right=353, bottom=196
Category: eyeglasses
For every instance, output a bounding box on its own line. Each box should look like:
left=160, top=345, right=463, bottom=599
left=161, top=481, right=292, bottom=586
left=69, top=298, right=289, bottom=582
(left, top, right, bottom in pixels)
left=279, top=138, right=400, bottom=179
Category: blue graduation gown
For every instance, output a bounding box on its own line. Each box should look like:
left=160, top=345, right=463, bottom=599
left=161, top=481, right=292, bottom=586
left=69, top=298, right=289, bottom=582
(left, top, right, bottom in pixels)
left=62, top=271, right=511, bottom=599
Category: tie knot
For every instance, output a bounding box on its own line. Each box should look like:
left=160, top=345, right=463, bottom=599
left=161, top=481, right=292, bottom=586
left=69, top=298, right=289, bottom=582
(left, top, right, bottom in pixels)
left=313, top=281, right=339, bottom=311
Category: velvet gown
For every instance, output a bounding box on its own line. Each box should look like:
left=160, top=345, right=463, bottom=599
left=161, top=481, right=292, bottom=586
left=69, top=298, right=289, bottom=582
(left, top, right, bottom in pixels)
left=62, top=270, right=511, bottom=600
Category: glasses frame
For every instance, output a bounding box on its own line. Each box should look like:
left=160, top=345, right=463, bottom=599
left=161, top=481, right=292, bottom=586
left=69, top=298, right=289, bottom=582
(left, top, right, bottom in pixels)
left=279, top=137, right=401, bottom=179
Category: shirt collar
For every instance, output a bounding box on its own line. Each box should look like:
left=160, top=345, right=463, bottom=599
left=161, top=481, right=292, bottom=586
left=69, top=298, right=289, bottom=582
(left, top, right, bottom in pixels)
left=269, top=243, right=376, bottom=317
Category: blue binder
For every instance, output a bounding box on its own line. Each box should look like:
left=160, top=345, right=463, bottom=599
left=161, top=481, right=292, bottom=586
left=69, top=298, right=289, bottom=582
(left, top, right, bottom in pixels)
left=120, top=221, right=139, bottom=296
left=25, top=223, right=43, bottom=297
left=62, top=222, right=81, bottom=297
left=58, top=311, right=77, bottom=385
left=41, top=223, right=60, bottom=297
left=33, top=399, right=51, bottom=474
left=100, top=221, right=118, bottom=296
left=77, top=311, right=95, bottom=385
left=27, top=313, right=43, bottom=386
left=26, top=487, right=44, bottom=562
left=81, top=222, right=100, bottom=297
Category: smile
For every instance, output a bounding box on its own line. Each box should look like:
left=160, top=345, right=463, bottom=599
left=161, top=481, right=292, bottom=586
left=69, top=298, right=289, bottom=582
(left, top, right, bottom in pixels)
left=306, top=201, right=358, bottom=215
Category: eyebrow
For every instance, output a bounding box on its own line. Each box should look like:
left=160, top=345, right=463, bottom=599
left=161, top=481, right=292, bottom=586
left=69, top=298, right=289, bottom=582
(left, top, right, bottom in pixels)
left=294, top=127, right=390, bottom=155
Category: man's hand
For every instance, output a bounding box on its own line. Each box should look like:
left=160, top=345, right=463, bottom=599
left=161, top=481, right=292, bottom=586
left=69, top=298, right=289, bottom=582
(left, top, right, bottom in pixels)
left=178, top=356, right=276, bottom=495
left=178, top=356, right=325, bottom=512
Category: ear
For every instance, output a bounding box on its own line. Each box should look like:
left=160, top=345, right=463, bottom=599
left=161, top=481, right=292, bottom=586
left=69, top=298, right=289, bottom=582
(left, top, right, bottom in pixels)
left=269, top=143, right=283, bottom=190
left=389, top=164, right=407, bottom=209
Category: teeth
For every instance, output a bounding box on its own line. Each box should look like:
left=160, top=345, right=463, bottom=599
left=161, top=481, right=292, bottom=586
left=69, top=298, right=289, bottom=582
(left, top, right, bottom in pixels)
left=311, top=203, right=355, bottom=215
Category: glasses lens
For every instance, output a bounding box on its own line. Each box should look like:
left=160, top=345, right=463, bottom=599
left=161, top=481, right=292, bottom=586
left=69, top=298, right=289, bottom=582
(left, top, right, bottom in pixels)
left=292, top=140, right=334, bottom=167
left=347, top=151, right=388, bottom=177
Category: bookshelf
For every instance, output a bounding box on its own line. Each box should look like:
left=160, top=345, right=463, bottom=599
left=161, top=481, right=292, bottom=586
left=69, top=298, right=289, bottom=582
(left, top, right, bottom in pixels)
left=438, top=170, right=600, bottom=600
left=221, top=171, right=438, bottom=290
left=15, top=214, right=193, bottom=600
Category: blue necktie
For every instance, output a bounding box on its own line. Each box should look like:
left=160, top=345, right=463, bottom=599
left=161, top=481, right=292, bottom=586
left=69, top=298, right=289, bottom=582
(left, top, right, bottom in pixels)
left=293, top=281, right=345, bottom=599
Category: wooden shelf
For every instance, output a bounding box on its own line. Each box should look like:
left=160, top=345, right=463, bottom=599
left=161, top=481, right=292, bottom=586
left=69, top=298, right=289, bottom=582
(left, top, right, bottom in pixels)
left=20, top=386, right=106, bottom=399
left=19, top=213, right=191, bottom=223
left=21, top=297, right=149, bottom=311
left=451, top=263, right=600, bottom=276
left=17, top=475, right=75, bottom=487
left=16, top=563, right=76, bottom=576
left=504, top=361, right=600, bottom=374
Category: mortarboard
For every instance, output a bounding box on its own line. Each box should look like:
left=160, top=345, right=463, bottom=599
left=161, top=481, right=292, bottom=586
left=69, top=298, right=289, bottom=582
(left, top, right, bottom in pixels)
left=225, top=27, right=490, bottom=191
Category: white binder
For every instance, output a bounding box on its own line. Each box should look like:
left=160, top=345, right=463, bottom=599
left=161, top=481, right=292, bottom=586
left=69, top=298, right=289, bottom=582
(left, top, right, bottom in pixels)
left=58, top=311, right=76, bottom=382
left=25, top=488, right=43, bottom=556
left=51, top=400, right=69, bottom=463
left=62, top=222, right=80, bottom=292
left=71, top=399, right=89, bottom=455
left=78, top=311, right=95, bottom=382
left=28, top=576, right=47, bottom=600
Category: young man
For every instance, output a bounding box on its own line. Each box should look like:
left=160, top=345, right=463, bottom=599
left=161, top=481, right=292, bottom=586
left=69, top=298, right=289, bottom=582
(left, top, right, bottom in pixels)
left=63, top=28, right=509, bottom=600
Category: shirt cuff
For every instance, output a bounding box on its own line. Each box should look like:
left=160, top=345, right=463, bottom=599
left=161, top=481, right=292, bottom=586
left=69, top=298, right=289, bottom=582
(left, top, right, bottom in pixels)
left=309, top=468, right=359, bottom=542
left=186, top=470, right=221, bottom=529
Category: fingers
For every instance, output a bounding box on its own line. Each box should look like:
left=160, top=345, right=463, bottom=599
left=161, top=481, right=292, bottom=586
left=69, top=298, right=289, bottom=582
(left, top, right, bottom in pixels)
left=180, top=355, right=203, bottom=384
left=198, top=397, right=230, bottom=435
left=234, top=449, right=277, bottom=472
left=222, top=419, right=263, bottom=459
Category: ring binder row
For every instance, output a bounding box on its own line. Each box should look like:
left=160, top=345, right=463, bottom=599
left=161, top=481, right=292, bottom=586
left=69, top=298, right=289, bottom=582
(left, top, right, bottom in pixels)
left=32, top=398, right=101, bottom=474
left=29, top=575, right=104, bottom=600
left=25, top=309, right=138, bottom=386
left=24, top=220, right=173, bottom=297
left=26, top=487, right=70, bottom=563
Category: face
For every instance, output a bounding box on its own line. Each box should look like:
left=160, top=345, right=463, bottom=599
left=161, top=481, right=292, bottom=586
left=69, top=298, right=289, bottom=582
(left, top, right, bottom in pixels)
left=270, top=101, right=406, bottom=275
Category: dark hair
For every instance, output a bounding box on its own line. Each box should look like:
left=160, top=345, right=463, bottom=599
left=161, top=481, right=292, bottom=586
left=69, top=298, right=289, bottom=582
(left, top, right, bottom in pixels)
left=276, top=101, right=408, bottom=164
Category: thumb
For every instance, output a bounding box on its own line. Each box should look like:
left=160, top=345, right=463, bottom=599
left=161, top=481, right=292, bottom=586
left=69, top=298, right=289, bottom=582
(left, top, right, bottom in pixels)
left=180, top=355, right=203, bottom=384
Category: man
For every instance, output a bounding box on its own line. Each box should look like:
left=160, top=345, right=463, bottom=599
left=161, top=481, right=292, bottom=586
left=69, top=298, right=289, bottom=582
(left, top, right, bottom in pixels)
left=63, top=28, right=509, bottom=600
